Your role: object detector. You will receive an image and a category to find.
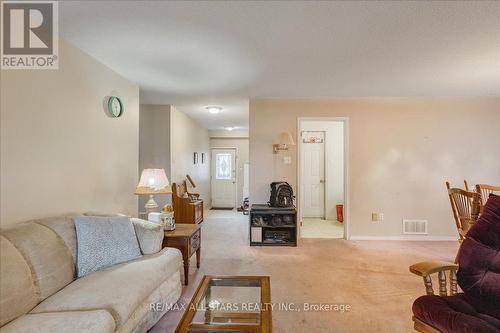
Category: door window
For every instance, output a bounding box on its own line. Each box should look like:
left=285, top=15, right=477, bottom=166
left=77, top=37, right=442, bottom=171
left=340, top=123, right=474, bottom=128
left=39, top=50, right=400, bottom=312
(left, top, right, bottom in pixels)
left=215, top=153, right=232, bottom=180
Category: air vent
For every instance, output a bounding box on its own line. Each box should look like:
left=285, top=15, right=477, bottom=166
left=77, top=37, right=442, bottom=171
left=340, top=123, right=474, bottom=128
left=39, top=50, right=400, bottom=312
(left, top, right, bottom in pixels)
left=402, top=219, right=428, bottom=235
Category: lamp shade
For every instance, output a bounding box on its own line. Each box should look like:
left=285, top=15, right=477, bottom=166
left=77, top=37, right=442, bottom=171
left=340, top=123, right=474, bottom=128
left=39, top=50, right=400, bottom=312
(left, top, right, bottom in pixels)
left=276, top=132, right=295, bottom=146
left=135, top=169, right=171, bottom=194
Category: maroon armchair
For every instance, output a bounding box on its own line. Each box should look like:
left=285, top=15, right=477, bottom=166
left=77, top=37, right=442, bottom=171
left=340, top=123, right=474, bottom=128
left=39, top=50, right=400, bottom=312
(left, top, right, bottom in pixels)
left=409, top=194, right=500, bottom=333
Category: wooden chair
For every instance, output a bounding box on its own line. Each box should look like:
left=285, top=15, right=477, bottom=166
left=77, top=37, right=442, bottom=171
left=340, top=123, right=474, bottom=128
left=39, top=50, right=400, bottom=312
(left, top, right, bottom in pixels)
left=475, top=183, right=500, bottom=208
left=172, top=180, right=204, bottom=224
left=409, top=261, right=459, bottom=333
left=409, top=195, right=497, bottom=333
left=445, top=182, right=481, bottom=241
left=463, top=179, right=470, bottom=191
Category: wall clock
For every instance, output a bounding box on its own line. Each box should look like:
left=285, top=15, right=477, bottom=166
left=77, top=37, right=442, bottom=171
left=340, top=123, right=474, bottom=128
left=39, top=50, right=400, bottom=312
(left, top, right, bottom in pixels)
left=107, top=96, right=123, bottom=117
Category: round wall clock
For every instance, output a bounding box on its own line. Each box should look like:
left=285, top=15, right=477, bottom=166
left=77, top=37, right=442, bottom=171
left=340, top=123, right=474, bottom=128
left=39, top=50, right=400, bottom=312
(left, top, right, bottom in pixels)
left=107, top=96, right=123, bottom=117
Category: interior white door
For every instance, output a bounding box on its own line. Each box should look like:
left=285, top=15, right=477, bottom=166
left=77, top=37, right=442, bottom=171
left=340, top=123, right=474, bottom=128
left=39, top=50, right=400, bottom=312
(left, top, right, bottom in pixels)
left=211, top=148, right=236, bottom=208
left=301, top=131, right=325, bottom=217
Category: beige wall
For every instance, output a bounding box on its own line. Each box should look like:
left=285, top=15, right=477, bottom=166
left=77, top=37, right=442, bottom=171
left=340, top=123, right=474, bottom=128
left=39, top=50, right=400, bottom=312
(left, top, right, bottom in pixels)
left=170, top=107, right=211, bottom=208
left=0, top=40, right=140, bottom=225
left=139, top=104, right=171, bottom=210
left=250, top=97, right=500, bottom=238
left=210, top=138, right=249, bottom=205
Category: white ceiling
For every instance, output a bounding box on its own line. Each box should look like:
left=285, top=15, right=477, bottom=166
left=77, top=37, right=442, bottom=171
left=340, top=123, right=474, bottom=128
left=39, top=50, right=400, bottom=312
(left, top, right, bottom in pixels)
left=60, top=1, right=500, bottom=129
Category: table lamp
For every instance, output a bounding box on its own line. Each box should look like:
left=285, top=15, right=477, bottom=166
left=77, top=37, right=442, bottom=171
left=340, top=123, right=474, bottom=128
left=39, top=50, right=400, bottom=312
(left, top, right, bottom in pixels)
left=135, top=168, right=171, bottom=213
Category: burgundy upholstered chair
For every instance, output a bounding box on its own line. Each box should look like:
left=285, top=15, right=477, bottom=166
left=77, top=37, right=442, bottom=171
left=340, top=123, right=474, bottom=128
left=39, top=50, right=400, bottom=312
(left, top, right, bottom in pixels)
left=409, top=194, right=500, bottom=333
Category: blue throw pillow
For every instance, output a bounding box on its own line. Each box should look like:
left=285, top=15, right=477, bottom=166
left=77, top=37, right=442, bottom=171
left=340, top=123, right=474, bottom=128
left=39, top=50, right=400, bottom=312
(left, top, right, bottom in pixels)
left=75, top=216, right=141, bottom=277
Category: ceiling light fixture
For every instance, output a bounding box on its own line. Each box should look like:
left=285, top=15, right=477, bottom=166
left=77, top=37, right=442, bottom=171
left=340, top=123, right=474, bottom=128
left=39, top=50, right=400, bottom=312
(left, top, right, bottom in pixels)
left=225, top=127, right=234, bottom=131
left=206, top=106, right=222, bottom=114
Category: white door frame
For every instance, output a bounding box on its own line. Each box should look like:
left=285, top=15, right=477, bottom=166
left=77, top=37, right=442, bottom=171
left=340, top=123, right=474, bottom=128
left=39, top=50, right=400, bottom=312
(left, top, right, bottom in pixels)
left=210, top=147, right=238, bottom=208
left=297, top=117, right=350, bottom=240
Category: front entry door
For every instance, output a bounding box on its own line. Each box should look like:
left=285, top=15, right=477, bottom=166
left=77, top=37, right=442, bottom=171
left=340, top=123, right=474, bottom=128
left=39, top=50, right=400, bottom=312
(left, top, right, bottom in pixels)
left=301, top=131, right=325, bottom=218
left=211, top=148, right=236, bottom=208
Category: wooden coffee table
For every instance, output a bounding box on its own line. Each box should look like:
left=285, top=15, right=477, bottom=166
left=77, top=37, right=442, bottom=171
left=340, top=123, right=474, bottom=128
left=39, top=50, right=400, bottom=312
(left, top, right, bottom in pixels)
left=176, top=275, right=272, bottom=333
left=162, top=224, right=201, bottom=285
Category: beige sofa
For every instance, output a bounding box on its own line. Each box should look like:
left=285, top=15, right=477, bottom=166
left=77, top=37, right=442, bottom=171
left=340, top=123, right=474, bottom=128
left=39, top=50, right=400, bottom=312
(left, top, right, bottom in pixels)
left=0, top=215, right=183, bottom=333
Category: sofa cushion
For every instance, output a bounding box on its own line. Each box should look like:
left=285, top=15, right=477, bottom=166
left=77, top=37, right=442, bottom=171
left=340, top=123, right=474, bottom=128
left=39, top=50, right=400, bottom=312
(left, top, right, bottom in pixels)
left=0, top=236, right=38, bottom=327
left=458, top=194, right=500, bottom=319
left=466, top=194, right=500, bottom=248
left=74, top=216, right=141, bottom=277
left=0, top=310, right=115, bottom=333
left=131, top=218, right=164, bottom=255
left=34, top=215, right=78, bottom=267
left=0, top=222, right=75, bottom=300
left=31, top=247, right=182, bottom=329
left=118, top=271, right=182, bottom=333
left=413, top=294, right=500, bottom=333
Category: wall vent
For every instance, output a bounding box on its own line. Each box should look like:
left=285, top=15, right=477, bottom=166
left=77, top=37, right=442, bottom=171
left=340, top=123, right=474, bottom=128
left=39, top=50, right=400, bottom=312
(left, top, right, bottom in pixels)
left=402, top=219, right=428, bottom=235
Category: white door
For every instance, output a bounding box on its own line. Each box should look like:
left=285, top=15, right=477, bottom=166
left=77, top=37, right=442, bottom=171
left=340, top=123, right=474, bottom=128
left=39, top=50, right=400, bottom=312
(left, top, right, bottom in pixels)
left=301, top=131, right=325, bottom=217
left=211, top=148, right=236, bottom=208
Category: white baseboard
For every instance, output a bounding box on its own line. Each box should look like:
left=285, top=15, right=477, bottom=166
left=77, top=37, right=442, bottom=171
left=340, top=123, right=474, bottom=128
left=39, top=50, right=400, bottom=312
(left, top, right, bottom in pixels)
left=348, top=235, right=458, bottom=241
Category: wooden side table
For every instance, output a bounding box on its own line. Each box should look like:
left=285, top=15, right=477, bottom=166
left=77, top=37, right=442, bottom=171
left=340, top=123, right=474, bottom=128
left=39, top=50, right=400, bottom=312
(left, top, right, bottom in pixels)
left=162, top=224, right=201, bottom=285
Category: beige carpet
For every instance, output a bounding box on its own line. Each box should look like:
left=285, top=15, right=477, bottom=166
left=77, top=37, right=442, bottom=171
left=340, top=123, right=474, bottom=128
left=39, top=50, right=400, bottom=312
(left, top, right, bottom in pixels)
left=150, top=210, right=458, bottom=332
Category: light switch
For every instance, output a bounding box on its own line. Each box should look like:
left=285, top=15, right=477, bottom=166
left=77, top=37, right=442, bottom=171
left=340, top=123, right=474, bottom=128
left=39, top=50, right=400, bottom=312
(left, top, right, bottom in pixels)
left=283, top=156, right=292, bottom=164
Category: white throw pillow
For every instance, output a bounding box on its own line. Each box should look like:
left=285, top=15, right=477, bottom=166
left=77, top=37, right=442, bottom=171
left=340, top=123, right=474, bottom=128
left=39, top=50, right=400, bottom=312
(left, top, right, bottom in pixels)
left=74, top=216, right=141, bottom=277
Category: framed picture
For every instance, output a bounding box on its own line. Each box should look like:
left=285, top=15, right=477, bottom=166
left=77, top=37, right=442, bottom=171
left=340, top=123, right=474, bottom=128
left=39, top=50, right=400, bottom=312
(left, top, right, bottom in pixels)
left=193, top=152, right=198, bottom=164
left=201, top=153, right=205, bottom=164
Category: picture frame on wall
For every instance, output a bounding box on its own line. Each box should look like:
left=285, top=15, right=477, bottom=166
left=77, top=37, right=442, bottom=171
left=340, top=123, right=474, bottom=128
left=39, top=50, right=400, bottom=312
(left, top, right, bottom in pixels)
left=193, top=152, right=198, bottom=164
left=201, top=153, right=205, bottom=164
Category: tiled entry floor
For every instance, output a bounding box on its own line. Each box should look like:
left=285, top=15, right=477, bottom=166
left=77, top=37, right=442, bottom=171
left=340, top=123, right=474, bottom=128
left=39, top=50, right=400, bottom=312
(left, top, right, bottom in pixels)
left=301, top=218, right=344, bottom=238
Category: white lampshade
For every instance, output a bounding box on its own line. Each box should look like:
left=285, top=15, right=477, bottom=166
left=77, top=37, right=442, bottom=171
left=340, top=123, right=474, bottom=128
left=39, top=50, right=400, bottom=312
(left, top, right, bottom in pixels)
left=276, top=132, right=295, bottom=146
left=135, top=169, right=171, bottom=194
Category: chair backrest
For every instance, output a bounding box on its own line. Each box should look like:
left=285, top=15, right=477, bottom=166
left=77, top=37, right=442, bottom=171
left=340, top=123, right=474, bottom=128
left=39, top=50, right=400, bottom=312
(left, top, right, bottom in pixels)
left=446, top=182, right=481, bottom=241
left=463, top=179, right=470, bottom=191
left=475, top=184, right=500, bottom=207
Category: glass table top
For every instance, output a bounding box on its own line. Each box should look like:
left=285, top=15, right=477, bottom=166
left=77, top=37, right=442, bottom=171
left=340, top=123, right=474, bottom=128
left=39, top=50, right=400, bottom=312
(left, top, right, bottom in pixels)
left=176, top=276, right=272, bottom=333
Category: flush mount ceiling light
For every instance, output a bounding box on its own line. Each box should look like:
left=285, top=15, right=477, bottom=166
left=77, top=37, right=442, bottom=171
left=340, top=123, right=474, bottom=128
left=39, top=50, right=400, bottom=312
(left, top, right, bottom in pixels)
left=225, top=127, right=234, bottom=131
left=206, top=106, right=222, bottom=114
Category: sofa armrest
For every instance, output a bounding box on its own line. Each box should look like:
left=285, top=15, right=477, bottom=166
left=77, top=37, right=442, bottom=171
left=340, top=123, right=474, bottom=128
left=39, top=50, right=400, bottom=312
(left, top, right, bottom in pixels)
left=130, top=218, right=164, bottom=255
left=409, top=261, right=458, bottom=277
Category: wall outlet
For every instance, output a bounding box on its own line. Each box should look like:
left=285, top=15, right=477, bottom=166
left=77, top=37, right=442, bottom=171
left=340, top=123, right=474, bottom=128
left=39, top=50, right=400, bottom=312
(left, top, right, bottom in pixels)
left=283, top=156, right=291, bottom=164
